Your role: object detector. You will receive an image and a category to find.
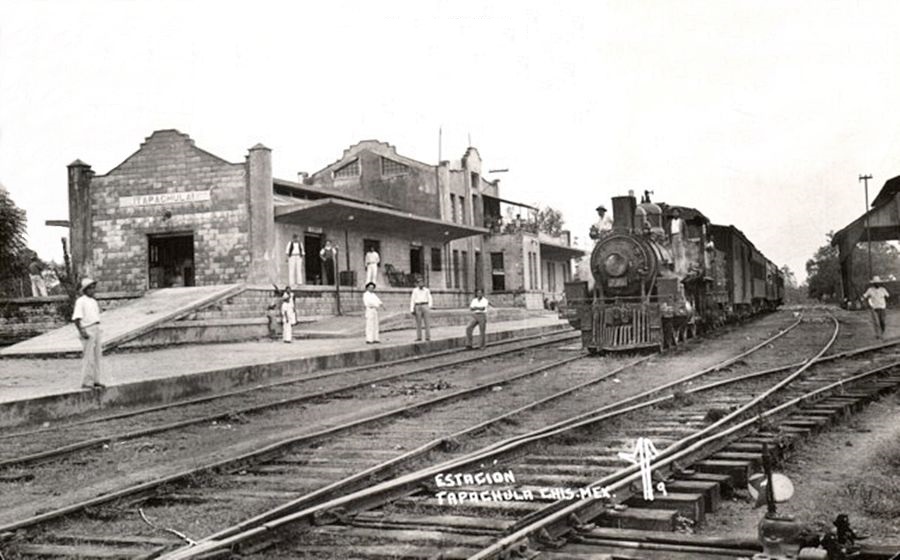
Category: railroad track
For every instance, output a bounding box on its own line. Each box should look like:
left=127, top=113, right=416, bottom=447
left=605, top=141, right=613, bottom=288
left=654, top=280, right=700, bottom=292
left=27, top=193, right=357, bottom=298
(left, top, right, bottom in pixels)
left=0, top=330, right=582, bottom=468
left=0, top=312, right=813, bottom=558
left=143, top=311, right=900, bottom=560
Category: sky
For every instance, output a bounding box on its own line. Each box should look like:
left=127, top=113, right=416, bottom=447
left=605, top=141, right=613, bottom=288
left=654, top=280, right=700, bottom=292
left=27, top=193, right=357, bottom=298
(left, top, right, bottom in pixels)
left=2, top=0, right=900, bottom=282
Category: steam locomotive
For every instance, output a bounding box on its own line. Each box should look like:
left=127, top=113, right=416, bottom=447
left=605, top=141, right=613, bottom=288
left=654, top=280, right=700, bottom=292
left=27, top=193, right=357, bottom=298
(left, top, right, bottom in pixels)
left=565, top=191, right=784, bottom=353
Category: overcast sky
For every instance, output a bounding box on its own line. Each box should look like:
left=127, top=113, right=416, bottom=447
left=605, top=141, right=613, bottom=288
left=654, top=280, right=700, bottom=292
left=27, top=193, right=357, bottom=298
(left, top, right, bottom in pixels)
left=2, top=0, right=900, bottom=282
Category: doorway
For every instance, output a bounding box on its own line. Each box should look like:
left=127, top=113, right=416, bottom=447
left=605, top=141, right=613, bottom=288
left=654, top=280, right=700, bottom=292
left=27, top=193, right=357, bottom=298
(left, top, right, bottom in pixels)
left=148, top=233, right=195, bottom=289
left=410, top=246, right=424, bottom=279
left=304, top=233, right=323, bottom=285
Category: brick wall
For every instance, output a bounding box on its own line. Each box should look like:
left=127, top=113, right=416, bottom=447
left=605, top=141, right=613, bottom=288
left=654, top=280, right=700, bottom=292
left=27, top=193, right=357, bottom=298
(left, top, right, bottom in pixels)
left=0, top=293, right=141, bottom=345
left=88, top=130, right=251, bottom=291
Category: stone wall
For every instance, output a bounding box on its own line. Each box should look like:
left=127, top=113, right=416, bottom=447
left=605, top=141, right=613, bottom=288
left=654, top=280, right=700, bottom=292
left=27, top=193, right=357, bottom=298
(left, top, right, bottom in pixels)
left=85, top=130, right=253, bottom=291
left=0, top=293, right=142, bottom=345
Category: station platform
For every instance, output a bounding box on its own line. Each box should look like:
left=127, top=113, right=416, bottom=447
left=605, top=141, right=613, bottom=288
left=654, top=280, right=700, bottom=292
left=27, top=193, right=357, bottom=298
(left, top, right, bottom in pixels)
left=0, top=314, right=572, bottom=428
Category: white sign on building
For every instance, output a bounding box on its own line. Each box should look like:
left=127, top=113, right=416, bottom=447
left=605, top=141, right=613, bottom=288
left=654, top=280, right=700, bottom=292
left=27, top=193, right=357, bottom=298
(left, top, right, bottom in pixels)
left=119, top=190, right=211, bottom=208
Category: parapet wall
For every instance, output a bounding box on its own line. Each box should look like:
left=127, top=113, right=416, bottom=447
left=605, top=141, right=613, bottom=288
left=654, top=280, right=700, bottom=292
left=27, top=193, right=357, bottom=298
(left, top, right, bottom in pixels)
left=0, top=293, right=142, bottom=346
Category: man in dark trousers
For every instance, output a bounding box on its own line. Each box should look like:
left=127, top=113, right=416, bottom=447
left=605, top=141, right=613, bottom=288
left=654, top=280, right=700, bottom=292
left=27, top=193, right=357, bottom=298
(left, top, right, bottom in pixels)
left=319, top=239, right=338, bottom=285
left=465, top=288, right=490, bottom=349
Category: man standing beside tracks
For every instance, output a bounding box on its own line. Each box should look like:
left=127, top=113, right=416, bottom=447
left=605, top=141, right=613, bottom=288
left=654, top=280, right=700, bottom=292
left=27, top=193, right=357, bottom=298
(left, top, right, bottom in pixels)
left=72, top=278, right=106, bottom=389
left=286, top=233, right=305, bottom=286
left=862, top=276, right=890, bottom=339
left=409, top=276, right=433, bottom=341
left=363, top=282, right=383, bottom=344
left=465, top=288, right=490, bottom=349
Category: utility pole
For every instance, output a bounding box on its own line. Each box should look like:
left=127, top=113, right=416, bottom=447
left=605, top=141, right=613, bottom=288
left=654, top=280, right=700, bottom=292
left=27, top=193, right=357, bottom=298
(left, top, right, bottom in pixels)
left=860, top=174, right=873, bottom=281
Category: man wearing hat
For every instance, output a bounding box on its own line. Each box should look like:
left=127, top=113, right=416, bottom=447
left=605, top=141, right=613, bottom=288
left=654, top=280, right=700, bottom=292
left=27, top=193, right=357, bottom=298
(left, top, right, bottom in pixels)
left=862, top=276, right=890, bottom=339
left=72, top=278, right=106, bottom=389
left=589, top=204, right=613, bottom=240
left=362, top=282, right=384, bottom=344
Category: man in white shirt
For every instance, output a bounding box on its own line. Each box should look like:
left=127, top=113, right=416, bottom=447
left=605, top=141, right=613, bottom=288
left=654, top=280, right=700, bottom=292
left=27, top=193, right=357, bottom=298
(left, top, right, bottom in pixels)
left=72, top=278, right=106, bottom=389
left=29, top=255, right=48, bottom=297
left=280, top=292, right=294, bottom=343
left=862, top=276, right=890, bottom=339
left=286, top=234, right=305, bottom=286
left=589, top=205, right=614, bottom=241
left=409, top=276, right=434, bottom=341
left=319, top=240, right=338, bottom=285
left=669, top=207, right=686, bottom=276
left=363, top=282, right=383, bottom=343
left=365, top=247, right=381, bottom=285
left=466, top=288, right=490, bottom=349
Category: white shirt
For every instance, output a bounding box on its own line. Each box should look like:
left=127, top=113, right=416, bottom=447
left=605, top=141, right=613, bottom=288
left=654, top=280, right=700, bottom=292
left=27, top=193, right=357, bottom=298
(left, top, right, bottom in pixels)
left=410, top=287, right=434, bottom=312
left=72, top=295, right=101, bottom=327
left=595, top=214, right=613, bottom=232
left=286, top=240, right=304, bottom=257
left=670, top=217, right=684, bottom=236
left=363, top=291, right=383, bottom=309
left=365, top=251, right=381, bottom=266
left=470, top=296, right=489, bottom=313
left=863, top=286, right=890, bottom=310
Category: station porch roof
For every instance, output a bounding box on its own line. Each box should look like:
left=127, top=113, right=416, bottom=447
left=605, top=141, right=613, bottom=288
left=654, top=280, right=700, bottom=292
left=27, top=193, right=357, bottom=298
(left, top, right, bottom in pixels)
left=275, top=198, right=488, bottom=241
left=539, top=238, right=586, bottom=260
left=831, top=190, right=900, bottom=260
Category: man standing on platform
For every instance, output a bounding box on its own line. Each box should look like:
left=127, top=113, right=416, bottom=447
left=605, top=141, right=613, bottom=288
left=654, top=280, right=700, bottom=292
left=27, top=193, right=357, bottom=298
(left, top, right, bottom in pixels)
left=363, top=282, right=383, bottom=344
left=319, top=239, right=338, bottom=285
left=409, top=276, right=433, bottom=341
left=465, top=288, right=490, bottom=349
left=365, top=246, right=380, bottom=285
left=72, top=278, right=106, bottom=389
left=286, top=233, right=305, bottom=286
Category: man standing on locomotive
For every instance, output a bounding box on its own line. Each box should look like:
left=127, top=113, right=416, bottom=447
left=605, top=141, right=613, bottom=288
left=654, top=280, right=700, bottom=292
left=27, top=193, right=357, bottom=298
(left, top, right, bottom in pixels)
left=669, top=207, right=687, bottom=276
left=589, top=204, right=613, bottom=241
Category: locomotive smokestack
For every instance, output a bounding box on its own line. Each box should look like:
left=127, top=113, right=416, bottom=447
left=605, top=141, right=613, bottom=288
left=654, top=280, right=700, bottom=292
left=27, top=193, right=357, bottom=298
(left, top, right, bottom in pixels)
left=612, top=194, right=637, bottom=232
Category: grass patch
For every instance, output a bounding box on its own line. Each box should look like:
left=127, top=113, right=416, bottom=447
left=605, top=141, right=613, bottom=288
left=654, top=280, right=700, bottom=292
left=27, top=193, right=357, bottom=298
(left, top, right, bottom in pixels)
left=844, top=476, right=900, bottom=518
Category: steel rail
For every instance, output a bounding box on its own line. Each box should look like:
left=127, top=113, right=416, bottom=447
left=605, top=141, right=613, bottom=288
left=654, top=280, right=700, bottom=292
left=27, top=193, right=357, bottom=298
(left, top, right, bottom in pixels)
left=0, top=331, right=579, bottom=469
left=188, top=356, right=654, bottom=546
left=0, top=328, right=576, bottom=442
left=0, top=349, right=590, bottom=535
left=467, top=314, right=842, bottom=559
left=156, top=313, right=821, bottom=559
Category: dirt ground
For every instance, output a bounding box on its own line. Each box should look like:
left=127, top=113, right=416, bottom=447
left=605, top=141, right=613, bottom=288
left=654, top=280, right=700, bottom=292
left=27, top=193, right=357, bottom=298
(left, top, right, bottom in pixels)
left=699, top=310, right=900, bottom=546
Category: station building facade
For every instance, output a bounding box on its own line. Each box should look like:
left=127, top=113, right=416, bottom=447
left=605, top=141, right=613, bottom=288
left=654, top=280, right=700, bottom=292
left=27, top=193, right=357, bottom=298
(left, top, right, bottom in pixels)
left=66, top=129, right=581, bottom=307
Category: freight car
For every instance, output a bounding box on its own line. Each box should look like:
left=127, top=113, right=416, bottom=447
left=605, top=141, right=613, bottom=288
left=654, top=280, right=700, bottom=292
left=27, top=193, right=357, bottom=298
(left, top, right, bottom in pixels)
left=564, top=191, right=783, bottom=354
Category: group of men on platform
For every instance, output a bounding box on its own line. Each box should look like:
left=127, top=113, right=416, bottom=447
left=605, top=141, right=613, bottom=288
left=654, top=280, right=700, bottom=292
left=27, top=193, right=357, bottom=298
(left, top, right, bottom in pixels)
left=285, top=234, right=343, bottom=287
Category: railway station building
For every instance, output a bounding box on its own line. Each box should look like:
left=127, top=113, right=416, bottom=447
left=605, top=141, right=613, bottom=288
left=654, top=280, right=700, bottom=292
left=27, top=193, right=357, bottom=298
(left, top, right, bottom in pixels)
left=833, top=175, right=900, bottom=303
left=65, top=129, right=582, bottom=309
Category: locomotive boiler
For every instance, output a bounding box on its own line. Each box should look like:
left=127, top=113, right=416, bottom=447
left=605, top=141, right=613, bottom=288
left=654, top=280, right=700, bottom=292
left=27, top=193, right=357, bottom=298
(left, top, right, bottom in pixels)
left=565, top=191, right=783, bottom=354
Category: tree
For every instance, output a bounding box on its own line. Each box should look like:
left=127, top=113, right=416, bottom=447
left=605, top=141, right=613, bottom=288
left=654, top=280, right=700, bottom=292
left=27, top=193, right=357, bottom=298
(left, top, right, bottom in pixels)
left=534, top=205, right=565, bottom=236
left=779, top=265, right=797, bottom=288
left=805, top=232, right=900, bottom=301
left=0, top=185, right=28, bottom=295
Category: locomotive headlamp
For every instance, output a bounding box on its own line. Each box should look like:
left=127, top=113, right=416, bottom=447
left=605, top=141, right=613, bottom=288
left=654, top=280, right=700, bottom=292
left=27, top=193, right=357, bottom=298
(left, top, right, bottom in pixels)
left=604, top=253, right=629, bottom=277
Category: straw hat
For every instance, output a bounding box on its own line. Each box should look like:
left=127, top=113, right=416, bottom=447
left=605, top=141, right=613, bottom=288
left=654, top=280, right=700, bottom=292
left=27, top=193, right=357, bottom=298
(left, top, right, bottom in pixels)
left=80, top=278, right=97, bottom=292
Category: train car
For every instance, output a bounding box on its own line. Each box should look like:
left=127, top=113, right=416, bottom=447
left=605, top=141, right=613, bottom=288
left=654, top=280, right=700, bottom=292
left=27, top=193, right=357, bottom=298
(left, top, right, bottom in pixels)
left=565, top=192, right=783, bottom=354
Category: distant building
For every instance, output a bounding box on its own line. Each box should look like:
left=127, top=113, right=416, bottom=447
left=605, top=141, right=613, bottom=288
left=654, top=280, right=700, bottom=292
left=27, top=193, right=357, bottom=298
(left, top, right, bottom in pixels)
left=65, top=130, right=582, bottom=307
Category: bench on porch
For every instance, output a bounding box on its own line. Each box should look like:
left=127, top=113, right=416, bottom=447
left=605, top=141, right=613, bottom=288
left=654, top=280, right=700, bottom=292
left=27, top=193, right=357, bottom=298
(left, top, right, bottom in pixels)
left=384, top=264, right=415, bottom=288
